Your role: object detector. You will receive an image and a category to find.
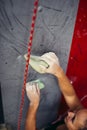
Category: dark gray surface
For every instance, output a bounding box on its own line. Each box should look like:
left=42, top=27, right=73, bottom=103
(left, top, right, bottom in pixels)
left=36, top=74, right=61, bottom=129
left=0, top=0, right=79, bottom=129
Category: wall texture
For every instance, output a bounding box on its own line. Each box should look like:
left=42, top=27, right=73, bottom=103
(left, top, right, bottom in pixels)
left=0, top=0, right=79, bottom=129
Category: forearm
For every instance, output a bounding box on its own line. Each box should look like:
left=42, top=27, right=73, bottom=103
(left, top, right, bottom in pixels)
left=25, top=105, right=38, bottom=130
left=55, top=66, right=77, bottom=96
left=54, top=66, right=82, bottom=110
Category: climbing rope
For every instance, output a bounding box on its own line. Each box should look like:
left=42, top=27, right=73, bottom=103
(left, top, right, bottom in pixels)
left=17, top=0, right=39, bottom=130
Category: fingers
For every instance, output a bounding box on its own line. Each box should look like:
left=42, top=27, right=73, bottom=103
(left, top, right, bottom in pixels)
left=26, top=82, right=40, bottom=108
left=36, top=83, right=40, bottom=95
left=26, top=82, right=40, bottom=94
left=41, top=52, right=60, bottom=66
left=26, top=82, right=31, bottom=92
left=39, top=65, right=47, bottom=73
left=41, top=53, right=51, bottom=64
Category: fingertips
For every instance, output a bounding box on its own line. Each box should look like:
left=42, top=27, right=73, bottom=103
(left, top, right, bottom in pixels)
left=26, top=82, right=33, bottom=92
left=26, top=82, right=40, bottom=95
left=36, top=83, right=40, bottom=95
left=32, top=83, right=37, bottom=94
left=26, top=82, right=29, bottom=91
left=41, top=56, right=50, bottom=64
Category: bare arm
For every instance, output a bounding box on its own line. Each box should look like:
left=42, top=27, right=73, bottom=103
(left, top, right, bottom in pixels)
left=25, top=105, right=37, bottom=130
left=54, top=65, right=83, bottom=110
left=25, top=83, right=40, bottom=130
left=39, top=52, right=83, bottom=111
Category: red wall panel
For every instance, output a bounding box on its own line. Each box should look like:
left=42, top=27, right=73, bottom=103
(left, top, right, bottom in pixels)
left=66, top=0, right=87, bottom=108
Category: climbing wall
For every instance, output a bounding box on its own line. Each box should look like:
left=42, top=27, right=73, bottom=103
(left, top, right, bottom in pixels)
left=0, top=0, right=79, bottom=130
left=66, top=0, right=87, bottom=108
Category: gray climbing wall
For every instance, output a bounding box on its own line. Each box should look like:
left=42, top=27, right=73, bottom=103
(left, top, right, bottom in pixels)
left=0, top=0, right=79, bottom=129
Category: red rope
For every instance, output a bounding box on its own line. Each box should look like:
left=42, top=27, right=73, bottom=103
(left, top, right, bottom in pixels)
left=17, top=0, right=39, bottom=130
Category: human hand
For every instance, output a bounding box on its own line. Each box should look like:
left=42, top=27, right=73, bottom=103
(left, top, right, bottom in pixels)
left=39, top=52, right=62, bottom=76
left=26, top=82, right=40, bottom=108
left=24, top=52, right=62, bottom=76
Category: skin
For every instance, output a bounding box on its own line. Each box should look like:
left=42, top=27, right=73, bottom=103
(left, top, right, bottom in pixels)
left=25, top=52, right=87, bottom=130
left=64, top=109, right=87, bottom=130
left=25, top=83, right=40, bottom=130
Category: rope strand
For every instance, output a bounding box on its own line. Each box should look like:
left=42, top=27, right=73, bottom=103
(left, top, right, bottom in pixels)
left=17, top=0, right=39, bottom=130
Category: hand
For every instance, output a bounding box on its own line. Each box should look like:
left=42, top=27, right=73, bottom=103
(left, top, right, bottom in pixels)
left=39, top=52, right=62, bottom=76
left=26, top=82, right=40, bottom=108
left=41, top=52, right=60, bottom=66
